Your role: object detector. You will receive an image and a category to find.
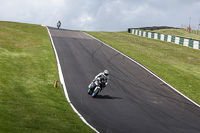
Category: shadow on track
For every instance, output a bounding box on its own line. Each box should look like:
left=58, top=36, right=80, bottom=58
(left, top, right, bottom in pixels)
left=95, top=95, right=122, bottom=100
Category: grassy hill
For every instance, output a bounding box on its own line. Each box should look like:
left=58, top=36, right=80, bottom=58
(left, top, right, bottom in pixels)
left=0, top=21, right=94, bottom=133
left=85, top=31, right=200, bottom=105
left=1, top=21, right=199, bottom=132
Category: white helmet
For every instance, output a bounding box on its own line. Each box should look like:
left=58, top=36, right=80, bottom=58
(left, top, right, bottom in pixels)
left=104, top=70, right=109, bottom=76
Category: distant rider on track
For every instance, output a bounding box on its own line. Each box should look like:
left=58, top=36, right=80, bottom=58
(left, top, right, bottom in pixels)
left=57, top=21, right=61, bottom=29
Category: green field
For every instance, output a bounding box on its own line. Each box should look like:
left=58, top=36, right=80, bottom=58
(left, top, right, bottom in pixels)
left=147, top=29, right=200, bottom=40
left=85, top=31, right=200, bottom=105
left=1, top=21, right=200, bottom=133
left=0, top=21, right=94, bottom=133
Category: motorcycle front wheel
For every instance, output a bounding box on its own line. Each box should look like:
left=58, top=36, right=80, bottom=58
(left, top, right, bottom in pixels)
left=92, top=88, right=99, bottom=98
left=88, top=88, right=93, bottom=95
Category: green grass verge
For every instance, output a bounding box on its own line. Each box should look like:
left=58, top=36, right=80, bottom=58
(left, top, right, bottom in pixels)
left=85, top=31, right=200, bottom=105
left=0, top=21, right=94, bottom=133
left=147, top=29, right=200, bottom=40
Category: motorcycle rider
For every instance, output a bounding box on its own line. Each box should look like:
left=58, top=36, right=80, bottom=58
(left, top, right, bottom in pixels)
left=57, top=21, right=61, bottom=29
left=89, top=70, right=109, bottom=91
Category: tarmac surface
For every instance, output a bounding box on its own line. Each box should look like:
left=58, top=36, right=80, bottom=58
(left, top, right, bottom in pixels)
left=48, top=27, right=200, bottom=133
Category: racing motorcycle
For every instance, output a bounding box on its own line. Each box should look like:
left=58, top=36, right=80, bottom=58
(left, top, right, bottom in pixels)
left=88, top=77, right=106, bottom=98
left=57, top=21, right=61, bottom=29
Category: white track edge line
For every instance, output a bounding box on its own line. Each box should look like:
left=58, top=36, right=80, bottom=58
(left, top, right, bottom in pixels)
left=46, top=27, right=99, bottom=133
left=83, top=32, right=200, bottom=108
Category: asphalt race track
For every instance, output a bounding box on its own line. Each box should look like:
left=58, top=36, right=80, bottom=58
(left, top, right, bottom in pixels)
left=48, top=27, right=200, bottom=133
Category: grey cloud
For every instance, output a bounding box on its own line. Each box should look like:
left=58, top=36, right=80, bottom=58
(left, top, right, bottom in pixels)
left=0, top=0, right=200, bottom=31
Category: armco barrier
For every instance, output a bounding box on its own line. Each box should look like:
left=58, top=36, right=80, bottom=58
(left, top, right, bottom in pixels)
left=129, top=28, right=200, bottom=50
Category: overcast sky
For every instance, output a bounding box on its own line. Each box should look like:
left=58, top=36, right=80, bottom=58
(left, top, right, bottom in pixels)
left=0, top=0, right=200, bottom=31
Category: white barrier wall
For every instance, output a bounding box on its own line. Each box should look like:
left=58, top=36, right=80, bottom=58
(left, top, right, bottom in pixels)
left=154, top=33, right=158, bottom=39
left=183, top=39, right=189, bottom=47
left=148, top=32, right=151, bottom=38
left=143, top=31, right=146, bottom=37
left=193, top=41, right=199, bottom=49
left=167, top=35, right=172, bottom=42
left=160, top=34, right=165, bottom=41
left=175, top=37, right=180, bottom=44
left=139, top=31, right=142, bottom=36
left=136, top=30, right=138, bottom=35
